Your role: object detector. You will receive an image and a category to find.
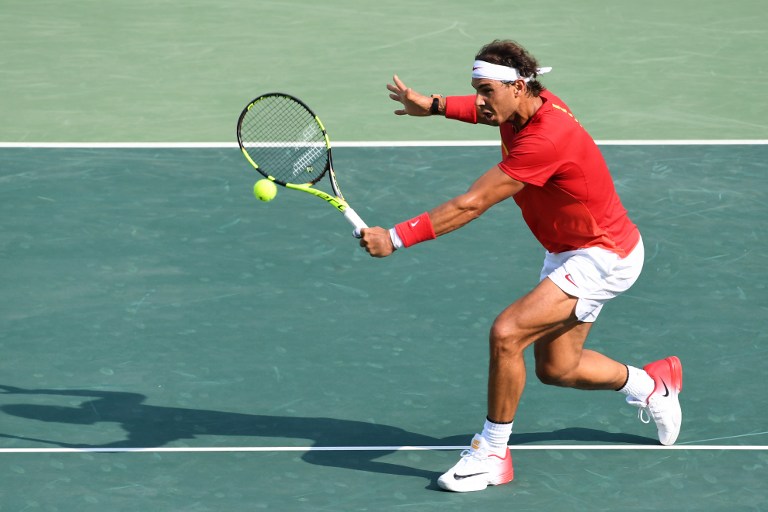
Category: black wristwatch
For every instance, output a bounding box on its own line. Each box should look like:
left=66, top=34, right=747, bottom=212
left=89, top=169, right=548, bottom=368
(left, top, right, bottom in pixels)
left=430, top=95, right=441, bottom=115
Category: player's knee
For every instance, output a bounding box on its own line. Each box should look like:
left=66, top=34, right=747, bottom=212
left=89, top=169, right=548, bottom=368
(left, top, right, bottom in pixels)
left=489, top=320, right=526, bottom=357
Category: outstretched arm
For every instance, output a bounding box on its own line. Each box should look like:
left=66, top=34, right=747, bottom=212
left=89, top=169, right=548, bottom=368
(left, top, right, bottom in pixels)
left=387, top=75, right=498, bottom=126
left=0, top=384, right=145, bottom=403
left=429, top=165, right=524, bottom=234
left=359, top=166, right=524, bottom=257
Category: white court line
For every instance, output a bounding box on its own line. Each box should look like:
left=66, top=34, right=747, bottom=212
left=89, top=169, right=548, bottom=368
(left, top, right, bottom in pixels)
left=0, top=445, right=766, bottom=454
left=0, top=140, right=766, bottom=149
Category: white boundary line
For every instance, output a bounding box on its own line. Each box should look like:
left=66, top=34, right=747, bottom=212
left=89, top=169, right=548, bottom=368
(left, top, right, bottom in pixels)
left=0, top=140, right=767, bottom=149
left=0, top=445, right=766, bottom=454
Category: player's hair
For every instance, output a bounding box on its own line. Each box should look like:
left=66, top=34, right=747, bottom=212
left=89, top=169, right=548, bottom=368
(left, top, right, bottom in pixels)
left=475, top=40, right=546, bottom=96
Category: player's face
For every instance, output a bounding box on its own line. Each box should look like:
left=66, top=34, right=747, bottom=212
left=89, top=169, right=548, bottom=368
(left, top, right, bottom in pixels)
left=471, top=79, right=520, bottom=126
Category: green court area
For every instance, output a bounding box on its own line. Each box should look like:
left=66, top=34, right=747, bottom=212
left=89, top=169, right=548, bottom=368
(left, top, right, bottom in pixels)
left=2, top=0, right=766, bottom=142
left=0, top=144, right=766, bottom=510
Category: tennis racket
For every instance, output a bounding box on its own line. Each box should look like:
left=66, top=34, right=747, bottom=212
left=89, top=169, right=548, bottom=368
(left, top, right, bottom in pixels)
left=236, top=93, right=367, bottom=235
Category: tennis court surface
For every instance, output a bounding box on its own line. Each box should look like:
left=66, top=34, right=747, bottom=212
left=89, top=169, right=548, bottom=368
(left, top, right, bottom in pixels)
left=1, top=143, right=766, bottom=510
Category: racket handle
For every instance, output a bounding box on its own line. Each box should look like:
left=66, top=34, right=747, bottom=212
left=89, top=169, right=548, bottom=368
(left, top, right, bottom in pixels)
left=344, top=207, right=368, bottom=238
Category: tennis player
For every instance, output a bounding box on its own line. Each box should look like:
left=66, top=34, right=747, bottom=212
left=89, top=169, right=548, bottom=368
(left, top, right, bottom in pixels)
left=359, top=40, right=683, bottom=492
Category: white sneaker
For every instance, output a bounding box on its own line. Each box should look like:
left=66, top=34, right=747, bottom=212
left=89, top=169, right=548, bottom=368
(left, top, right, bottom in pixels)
left=627, top=356, right=683, bottom=445
left=437, top=434, right=514, bottom=492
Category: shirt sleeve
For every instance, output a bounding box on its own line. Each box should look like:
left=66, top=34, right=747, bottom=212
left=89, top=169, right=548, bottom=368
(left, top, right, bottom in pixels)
left=444, top=95, right=477, bottom=124
left=497, top=134, right=558, bottom=186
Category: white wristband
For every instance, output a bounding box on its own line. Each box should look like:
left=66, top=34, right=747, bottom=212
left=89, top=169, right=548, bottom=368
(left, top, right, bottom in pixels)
left=389, top=228, right=404, bottom=250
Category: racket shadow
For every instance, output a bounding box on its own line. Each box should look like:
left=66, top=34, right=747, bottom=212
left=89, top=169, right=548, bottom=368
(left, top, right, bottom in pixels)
left=0, top=384, right=656, bottom=487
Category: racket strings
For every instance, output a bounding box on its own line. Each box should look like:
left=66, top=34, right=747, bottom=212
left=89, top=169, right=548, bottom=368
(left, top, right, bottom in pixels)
left=239, top=96, right=329, bottom=185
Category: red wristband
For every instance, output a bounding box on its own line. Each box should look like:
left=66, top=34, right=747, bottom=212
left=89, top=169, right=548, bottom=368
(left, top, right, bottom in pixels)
left=394, top=212, right=436, bottom=248
left=445, top=95, right=478, bottom=124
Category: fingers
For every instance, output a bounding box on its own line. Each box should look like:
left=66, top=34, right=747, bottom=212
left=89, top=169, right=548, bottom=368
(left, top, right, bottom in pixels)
left=358, top=227, right=395, bottom=257
left=358, top=228, right=370, bottom=249
left=388, top=80, right=407, bottom=107
left=388, top=77, right=408, bottom=114
left=387, top=74, right=432, bottom=116
left=388, top=75, right=409, bottom=99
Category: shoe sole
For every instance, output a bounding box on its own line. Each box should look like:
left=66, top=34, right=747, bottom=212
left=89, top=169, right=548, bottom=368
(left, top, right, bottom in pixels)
left=437, top=474, right=514, bottom=493
left=644, top=356, right=683, bottom=446
left=667, top=356, right=683, bottom=393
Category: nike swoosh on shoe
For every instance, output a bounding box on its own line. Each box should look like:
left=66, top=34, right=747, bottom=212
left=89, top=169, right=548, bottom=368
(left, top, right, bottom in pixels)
left=453, top=472, right=489, bottom=480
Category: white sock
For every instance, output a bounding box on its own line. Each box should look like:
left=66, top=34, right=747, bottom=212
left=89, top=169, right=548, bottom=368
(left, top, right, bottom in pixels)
left=481, top=417, right=513, bottom=454
left=618, top=365, right=655, bottom=402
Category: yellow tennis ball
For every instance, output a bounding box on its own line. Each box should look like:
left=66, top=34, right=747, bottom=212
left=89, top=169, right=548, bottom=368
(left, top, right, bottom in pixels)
left=253, top=179, right=277, bottom=202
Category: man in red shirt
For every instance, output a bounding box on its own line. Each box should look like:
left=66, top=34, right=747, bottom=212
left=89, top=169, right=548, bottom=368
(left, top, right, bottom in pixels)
left=359, top=40, right=682, bottom=492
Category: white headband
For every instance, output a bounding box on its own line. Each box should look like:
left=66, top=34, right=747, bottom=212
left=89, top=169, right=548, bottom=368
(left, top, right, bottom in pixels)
left=471, top=60, right=552, bottom=83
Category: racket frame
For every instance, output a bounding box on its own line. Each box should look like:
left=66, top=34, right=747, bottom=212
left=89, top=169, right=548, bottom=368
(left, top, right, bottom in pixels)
left=236, top=93, right=367, bottom=233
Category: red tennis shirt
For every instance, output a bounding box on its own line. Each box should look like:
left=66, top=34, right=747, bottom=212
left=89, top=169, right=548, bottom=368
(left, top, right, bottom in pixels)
left=445, top=90, right=639, bottom=257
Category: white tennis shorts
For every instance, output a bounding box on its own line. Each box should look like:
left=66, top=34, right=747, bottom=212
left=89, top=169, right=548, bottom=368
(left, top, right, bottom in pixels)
left=541, top=237, right=644, bottom=323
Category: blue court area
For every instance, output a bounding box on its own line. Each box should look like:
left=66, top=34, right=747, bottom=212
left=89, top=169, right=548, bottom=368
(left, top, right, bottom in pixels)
left=0, top=144, right=766, bottom=510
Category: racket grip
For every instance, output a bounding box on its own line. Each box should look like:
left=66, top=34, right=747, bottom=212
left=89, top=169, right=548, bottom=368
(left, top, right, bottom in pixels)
left=344, top=207, right=368, bottom=238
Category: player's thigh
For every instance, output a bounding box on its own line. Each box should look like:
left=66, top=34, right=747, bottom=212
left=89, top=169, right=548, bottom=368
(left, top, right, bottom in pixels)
left=492, top=278, right=579, bottom=344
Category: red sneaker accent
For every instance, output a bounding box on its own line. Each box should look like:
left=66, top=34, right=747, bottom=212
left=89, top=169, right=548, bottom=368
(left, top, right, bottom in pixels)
left=644, top=356, right=683, bottom=399
left=494, top=449, right=514, bottom=485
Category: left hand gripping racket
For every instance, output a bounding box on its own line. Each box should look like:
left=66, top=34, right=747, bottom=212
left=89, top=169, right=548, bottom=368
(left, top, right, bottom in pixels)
left=236, top=93, right=368, bottom=235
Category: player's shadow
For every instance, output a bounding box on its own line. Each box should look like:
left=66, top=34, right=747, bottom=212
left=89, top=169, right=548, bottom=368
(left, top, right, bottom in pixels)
left=0, top=384, right=656, bottom=487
